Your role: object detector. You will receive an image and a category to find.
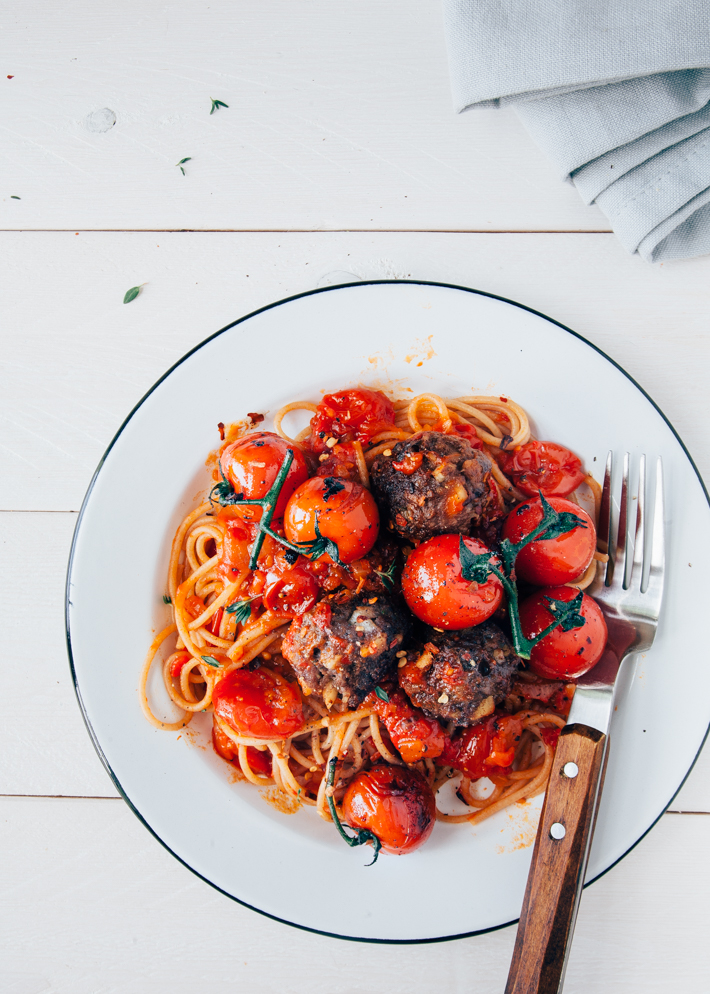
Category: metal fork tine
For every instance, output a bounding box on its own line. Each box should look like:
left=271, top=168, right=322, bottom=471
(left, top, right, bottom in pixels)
left=629, top=454, right=645, bottom=591
left=646, top=456, right=665, bottom=607
left=597, top=451, right=613, bottom=557
left=611, top=452, right=630, bottom=589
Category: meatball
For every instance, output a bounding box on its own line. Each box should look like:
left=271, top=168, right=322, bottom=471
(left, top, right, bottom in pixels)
left=282, top=593, right=411, bottom=709
left=370, top=432, right=492, bottom=542
left=398, top=621, right=521, bottom=726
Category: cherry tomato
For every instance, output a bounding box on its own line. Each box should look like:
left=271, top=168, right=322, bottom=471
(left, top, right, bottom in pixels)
left=262, top=565, right=319, bottom=618
left=401, top=534, right=503, bottom=630
left=213, top=666, right=305, bottom=739
left=220, top=432, right=309, bottom=521
left=310, top=388, right=397, bottom=452
left=169, top=651, right=191, bottom=679
left=497, top=440, right=585, bottom=497
left=451, top=422, right=484, bottom=449
left=314, top=441, right=360, bottom=481
left=519, top=586, right=607, bottom=680
left=283, top=476, right=379, bottom=564
left=212, top=723, right=273, bottom=775
left=502, top=496, right=596, bottom=585
left=366, top=688, right=446, bottom=763
left=342, top=765, right=436, bottom=855
left=442, top=714, right=523, bottom=779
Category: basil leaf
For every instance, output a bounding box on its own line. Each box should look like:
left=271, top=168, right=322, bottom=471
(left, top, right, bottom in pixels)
left=210, top=98, right=229, bottom=114
left=10, top=195, right=20, bottom=200
left=162, top=594, right=172, bottom=604
left=200, top=655, right=221, bottom=668
left=374, top=686, right=390, bottom=703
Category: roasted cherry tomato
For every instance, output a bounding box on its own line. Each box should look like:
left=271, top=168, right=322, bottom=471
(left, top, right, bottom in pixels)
left=262, top=565, right=318, bottom=618
left=497, top=440, right=585, bottom=498
left=442, top=714, right=523, bottom=779
left=213, top=666, right=305, bottom=739
left=220, top=432, right=309, bottom=521
left=502, top=496, right=596, bottom=585
left=169, top=651, right=191, bottom=679
left=366, top=688, right=446, bottom=763
left=283, top=476, right=379, bottom=564
left=519, top=586, right=607, bottom=680
left=314, top=441, right=360, bottom=481
left=401, top=534, right=503, bottom=630
left=310, top=388, right=397, bottom=452
left=212, top=723, right=273, bottom=775
left=342, top=764, right=436, bottom=855
left=451, top=422, right=484, bottom=449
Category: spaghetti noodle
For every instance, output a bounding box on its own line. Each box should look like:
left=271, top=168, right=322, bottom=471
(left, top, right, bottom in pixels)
left=141, top=389, right=602, bottom=851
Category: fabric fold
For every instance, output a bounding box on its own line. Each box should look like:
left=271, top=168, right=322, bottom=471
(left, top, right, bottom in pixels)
left=443, top=0, right=710, bottom=261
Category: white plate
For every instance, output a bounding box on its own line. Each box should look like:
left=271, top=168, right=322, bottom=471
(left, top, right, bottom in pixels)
left=67, top=281, right=710, bottom=942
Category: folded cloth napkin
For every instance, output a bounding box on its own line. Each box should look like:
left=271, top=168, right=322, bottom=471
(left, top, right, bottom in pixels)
left=442, top=0, right=710, bottom=261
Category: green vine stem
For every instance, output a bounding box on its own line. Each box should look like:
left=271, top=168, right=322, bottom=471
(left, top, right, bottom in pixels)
left=458, top=492, right=589, bottom=659
left=210, top=449, right=341, bottom=568
left=325, top=756, right=381, bottom=865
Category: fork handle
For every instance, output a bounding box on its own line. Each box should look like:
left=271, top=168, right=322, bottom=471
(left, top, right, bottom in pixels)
left=505, top=723, right=609, bottom=994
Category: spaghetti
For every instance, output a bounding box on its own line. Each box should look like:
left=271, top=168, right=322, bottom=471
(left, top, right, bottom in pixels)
left=141, top=388, right=603, bottom=852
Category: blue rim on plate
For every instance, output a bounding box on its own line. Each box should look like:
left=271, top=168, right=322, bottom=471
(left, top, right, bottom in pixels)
left=66, top=280, right=710, bottom=943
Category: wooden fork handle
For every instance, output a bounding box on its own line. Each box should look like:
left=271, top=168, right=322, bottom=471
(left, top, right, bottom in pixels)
left=505, top=723, right=609, bottom=994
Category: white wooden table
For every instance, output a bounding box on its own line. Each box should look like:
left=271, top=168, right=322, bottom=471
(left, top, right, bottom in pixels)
left=3, top=3, right=710, bottom=991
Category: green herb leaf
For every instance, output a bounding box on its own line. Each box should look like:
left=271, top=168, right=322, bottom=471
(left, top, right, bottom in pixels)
left=200, top=655, right=221, bottom=668
left=162, top=594, right=172, bottom=604
left=374, top=558, right=397, bottom=590
left=458, top=537, right=496, bottom=584
left=541, top=592, right=586, bottom=634
left=176, top=157, right=192, bottom=175
left=225, top=599, right=253, bottom=625
left=536, top=492, right=588, bottom=542
left=322, top=477, right=345, bottom=501
left=209, top=479, right=245, bottom=506
left=10, top=195, right=20, bottom=200
left=296, top=516, right=341, bottom=563
left=374, top=686, right=390, bottom=703
left=210, top=98, right=229, bottom=114
left=123, top=284, right=145, bottom=304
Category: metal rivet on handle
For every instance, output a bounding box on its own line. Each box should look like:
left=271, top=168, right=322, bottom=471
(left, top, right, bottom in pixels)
left=550, top=822, right=566, bottom=840
left=562, top=762, right=579, bottom=779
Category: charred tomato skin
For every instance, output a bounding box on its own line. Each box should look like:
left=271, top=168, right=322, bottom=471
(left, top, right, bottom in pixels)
left=342, top=764, right=436, bottom=855
left=502, top=496, right=596, bottom=586
left=220, top=432, right=310, bottom=521
left=401, top=533, right=503, bottom=630
left=213, top=666, right=305, bottom=739
left=497, top=440, right=584, bottom=498
left=310, top=388, right=396, bottom=451
left=519, top=586, right=607, bottom=680
left=283, top=476, right=380, bottom=564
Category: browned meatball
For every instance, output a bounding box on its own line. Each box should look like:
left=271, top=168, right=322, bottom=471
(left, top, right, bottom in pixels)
left=370, top=432, right=492, bottom=542
left=282, top=593, right=411, bottom=709
left=398, top=622, right=521, bottom=726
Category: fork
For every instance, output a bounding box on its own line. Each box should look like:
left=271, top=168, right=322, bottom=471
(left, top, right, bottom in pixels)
left=505, top=452, right=665, bottom=994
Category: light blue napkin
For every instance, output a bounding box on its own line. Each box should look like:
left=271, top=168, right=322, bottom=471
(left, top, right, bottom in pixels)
left=443, top=0, right=710, bottom=261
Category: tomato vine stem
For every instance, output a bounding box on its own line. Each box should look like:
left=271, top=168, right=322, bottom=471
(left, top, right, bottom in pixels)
left=458, top=492, right=588, bottom=659
left=325, top=756, right=381, bottom=865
